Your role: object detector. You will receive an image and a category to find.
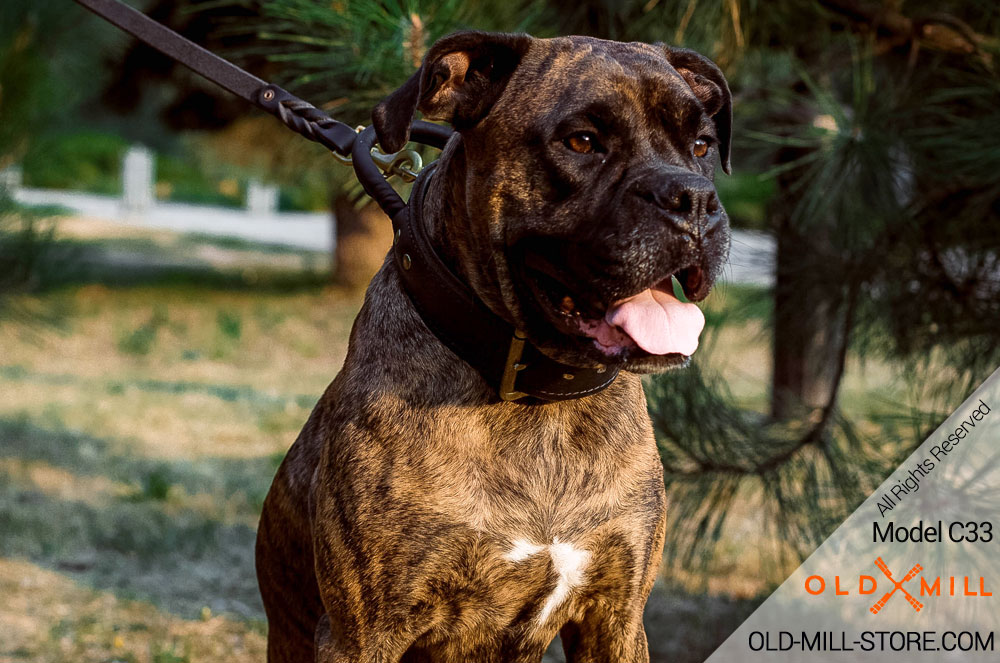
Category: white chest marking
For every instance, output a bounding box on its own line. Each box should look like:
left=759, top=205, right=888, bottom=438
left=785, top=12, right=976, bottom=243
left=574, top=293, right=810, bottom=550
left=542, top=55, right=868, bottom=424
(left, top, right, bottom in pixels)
left=505, top=537, right=591, bottom=624
left=506, top=539, right=546, bottom=562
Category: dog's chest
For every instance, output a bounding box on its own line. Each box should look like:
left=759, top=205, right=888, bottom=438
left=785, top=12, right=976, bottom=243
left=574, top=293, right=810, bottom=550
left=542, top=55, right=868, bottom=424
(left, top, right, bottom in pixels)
left=418, top=409, right=645, bottom=536
left=500, top=536, right=592, bottom=624
left=405, top=519, right=642, bottom=652
left=320, top=385, right=662, bottom=649
left=394, top=410, right=657, bottom=639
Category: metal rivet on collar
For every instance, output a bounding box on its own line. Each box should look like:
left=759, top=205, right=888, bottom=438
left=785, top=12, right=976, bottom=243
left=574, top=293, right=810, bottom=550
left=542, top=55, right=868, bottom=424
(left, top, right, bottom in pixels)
left=402, top=254, right=412, bottom=270
left=563, top=373, right=575, bottom=380
left=596, top=364, right=606, bottom=373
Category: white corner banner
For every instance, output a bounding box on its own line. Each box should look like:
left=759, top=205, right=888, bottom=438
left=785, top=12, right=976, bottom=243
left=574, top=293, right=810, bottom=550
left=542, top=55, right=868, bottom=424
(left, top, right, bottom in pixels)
left=706, top=367, right=1000, bottom=661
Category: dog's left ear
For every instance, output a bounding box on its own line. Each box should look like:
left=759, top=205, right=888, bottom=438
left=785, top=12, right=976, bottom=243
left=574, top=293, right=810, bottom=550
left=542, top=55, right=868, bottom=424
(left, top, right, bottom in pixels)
left=373, top=31, right=533, bottom=153
left=660, top=46, right=733, bottom=174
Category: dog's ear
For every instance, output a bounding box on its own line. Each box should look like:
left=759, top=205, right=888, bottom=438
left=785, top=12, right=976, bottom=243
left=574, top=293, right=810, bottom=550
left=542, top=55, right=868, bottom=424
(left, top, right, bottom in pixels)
left=373, top=31, right=532, bottom=153
left=660, top=46, right=733, bottom=174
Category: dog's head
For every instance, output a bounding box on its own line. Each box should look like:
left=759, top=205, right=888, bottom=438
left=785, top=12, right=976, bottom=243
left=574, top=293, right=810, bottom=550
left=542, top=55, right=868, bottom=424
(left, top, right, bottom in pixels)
left=374, top=32, right=731, bottom=374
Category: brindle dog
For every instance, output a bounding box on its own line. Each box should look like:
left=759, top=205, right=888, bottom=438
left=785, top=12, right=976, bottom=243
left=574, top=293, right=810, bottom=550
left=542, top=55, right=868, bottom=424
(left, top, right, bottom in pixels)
left=257, top=31, right=731, bottom=663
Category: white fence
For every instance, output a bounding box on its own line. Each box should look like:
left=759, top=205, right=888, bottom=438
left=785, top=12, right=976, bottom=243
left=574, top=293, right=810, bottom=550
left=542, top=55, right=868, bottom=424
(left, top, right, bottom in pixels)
left=7, top=143, right=333, bottom=253
left=0, top=165, right=22, bottom=192
left=122, top=146, right=155, bottom=214
left=7, top=143, right=287, bottom=220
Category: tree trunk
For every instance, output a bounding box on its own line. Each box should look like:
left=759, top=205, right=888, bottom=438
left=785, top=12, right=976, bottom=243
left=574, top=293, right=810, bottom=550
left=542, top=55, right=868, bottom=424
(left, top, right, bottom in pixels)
left=768, top=97, right=849, bottom=421
left=770, top=213, right=846, bottom=420
left=332, top=194, right=394, bottom=289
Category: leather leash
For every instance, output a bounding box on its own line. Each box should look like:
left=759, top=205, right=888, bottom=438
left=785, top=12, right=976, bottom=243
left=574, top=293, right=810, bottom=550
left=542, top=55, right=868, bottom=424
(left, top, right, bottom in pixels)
left=74, top=0, right=621, bottom=402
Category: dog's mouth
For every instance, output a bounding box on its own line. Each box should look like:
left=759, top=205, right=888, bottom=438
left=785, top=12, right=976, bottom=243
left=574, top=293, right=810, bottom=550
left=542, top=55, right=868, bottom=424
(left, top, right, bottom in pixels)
left=521, top=253, right=708, bottom=365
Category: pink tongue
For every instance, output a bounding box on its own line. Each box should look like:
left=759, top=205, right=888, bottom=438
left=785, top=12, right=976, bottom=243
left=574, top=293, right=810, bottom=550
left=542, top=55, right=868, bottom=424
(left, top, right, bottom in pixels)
left=605, top=286, right=705, bottom=356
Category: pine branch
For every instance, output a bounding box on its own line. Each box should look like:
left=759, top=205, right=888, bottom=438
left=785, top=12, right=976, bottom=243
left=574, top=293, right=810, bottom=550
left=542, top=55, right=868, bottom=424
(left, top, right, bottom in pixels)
left=817, top=0, right=996, bottom=62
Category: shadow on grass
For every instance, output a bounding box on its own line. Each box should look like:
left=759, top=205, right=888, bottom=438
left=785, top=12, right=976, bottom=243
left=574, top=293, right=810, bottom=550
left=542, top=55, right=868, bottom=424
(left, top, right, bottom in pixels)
left=539, top=586, right=761, bottom=663
left=28, top=237, right=333, bottom=294
left=642, top=588, right=762, bottom=663
left=0, top=415, right=764, bottom=660
left=178, top=233, right=326, bottom=255
left=0, top=415, right=286, bottom=620
left=0, top=365, right=321, bottom=410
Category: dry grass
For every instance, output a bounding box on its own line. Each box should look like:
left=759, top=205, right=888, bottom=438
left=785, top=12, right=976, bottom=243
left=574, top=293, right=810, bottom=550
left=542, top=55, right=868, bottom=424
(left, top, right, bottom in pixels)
left=0, top=216, right=915, bottom=662
left=0, top=217, right=363, bottom=661
left=0, top=558, right=266, bottom=663
left=0, top=283, right=359, bottom=460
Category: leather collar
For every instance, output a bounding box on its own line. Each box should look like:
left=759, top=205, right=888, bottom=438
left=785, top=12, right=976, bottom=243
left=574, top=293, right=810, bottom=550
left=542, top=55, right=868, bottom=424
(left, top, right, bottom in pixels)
left=390, top=163, right=621, bottom=402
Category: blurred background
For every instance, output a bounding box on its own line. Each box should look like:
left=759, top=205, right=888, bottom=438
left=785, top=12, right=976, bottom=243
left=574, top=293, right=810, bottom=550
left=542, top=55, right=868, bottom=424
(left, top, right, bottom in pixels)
left=1, top=1, right=997, bottom=661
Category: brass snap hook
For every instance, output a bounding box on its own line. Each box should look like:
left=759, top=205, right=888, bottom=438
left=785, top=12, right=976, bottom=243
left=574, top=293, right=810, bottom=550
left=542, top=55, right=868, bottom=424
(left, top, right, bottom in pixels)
left=331, top=124, right=424, bottom=183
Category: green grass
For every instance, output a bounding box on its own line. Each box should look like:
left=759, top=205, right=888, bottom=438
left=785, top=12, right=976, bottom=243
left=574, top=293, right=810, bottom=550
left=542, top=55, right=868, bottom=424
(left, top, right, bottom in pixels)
left=117, top=308, right=169, bottom=356
left=715, top=170, right=776, bottom=230
left=22, top=131, right=128, bottom=195
left=216, top=310, right=243, bottom=341
left=155, top=153, right=242, bottom=209
left=702, top=282, right=772, bottom=327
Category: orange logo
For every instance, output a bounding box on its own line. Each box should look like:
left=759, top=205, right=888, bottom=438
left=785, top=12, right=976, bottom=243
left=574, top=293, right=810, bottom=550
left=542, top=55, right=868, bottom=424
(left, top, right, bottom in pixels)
left=803, top=558, right=991, bottom=614
left=870, top=557, right=923, bottom=614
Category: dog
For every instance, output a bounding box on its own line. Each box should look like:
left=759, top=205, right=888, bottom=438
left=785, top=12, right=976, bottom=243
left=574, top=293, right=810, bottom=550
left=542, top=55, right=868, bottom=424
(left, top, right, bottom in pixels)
left=256, top=31, right=731, bottom=662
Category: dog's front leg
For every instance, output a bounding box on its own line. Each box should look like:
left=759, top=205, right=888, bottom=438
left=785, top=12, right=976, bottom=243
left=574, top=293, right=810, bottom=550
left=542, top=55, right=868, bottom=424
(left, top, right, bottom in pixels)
left=314, top=613, right=360, bottom=663
left=559, top=614, right=650, bottom=663
left=314, top=612, right=420, bottom=663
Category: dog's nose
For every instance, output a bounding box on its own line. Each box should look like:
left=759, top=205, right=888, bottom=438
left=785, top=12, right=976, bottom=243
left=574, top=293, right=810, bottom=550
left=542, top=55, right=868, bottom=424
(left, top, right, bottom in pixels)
left=636, top=172, right=724, bottom=235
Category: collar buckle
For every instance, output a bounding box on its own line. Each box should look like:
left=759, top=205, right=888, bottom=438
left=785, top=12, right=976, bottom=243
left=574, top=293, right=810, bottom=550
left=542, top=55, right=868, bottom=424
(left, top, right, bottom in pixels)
left=499, top=331, right=530, bottom=401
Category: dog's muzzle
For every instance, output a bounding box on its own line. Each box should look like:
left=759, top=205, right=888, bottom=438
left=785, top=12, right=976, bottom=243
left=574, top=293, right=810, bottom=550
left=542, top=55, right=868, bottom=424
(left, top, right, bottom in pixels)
left=632, top=166, right=725, bottom=239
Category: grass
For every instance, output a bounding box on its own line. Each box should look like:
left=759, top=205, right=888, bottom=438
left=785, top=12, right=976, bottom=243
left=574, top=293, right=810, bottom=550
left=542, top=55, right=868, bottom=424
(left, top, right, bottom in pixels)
left=714, top=170, right=776, bottom=230
left=21, top=132, right=128, bottom=196
left=21, top=221, right=332, bottom=293
left=0, top=558, right=265, bottom=663
left=0, top=216, right=362, bottom=661
left=0, top=215, right=925, bottom=662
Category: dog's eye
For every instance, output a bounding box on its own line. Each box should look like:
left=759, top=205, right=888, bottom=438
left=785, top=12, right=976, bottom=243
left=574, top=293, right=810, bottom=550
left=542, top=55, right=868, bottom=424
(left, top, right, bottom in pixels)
left=692, top=138, right=710, bottom=158
left=564, top=133, right=600, bottom=154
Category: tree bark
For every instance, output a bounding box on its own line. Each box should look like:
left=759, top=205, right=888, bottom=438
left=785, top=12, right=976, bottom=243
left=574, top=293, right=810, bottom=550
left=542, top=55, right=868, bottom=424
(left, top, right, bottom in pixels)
left=770, top=213, right=846, bottom=420
left=768, top=99, right=848, bottom=421
left=332, top=194, right=394, bottom=290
